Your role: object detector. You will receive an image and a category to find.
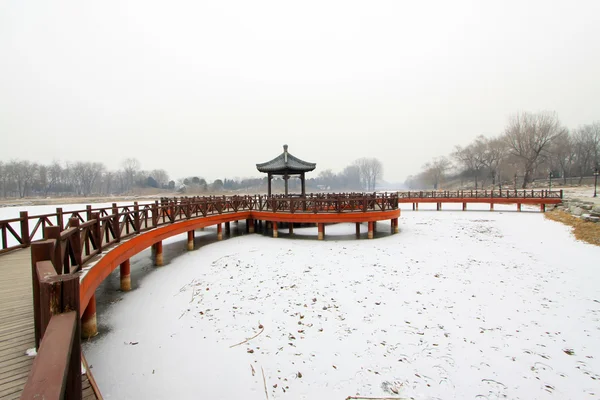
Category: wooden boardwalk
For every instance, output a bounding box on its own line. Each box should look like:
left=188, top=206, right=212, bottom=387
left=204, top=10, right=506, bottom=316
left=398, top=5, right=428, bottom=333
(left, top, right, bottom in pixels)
left=0, top=249, right=99, bottom=399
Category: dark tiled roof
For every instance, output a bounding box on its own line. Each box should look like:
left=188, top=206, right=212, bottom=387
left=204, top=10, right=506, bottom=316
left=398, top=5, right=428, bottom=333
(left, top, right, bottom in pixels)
left=256, top=145, right=316, bottom=173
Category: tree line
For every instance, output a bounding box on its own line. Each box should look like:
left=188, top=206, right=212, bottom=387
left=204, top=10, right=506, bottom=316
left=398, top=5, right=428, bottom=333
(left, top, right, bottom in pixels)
left=406, top=111, right=600, bottom=190
left=0, top=158, right=171, bottom=198
left=0, top=156, right=384, bottom=199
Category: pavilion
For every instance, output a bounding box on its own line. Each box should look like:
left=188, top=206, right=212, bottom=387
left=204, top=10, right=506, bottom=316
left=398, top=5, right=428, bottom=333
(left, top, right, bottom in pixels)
left=256, top=145, right=316, bottom=196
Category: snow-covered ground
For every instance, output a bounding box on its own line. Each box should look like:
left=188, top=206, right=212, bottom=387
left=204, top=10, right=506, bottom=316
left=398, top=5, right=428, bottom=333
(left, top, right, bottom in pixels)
left=81, top=204, right=600, bottom=400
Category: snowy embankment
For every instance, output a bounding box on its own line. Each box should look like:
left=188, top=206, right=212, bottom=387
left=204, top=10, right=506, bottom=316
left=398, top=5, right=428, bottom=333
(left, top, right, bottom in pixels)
left=82, top=205, right=600, bottom=399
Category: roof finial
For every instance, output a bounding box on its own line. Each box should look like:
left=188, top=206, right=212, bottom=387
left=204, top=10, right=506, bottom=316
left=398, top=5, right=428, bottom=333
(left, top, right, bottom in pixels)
left=283, top=144, right=288, bottom=163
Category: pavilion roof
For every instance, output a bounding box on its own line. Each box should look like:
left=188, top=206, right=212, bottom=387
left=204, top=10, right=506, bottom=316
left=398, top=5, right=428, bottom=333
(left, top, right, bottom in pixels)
left=256, top=145, right=316, bottom=174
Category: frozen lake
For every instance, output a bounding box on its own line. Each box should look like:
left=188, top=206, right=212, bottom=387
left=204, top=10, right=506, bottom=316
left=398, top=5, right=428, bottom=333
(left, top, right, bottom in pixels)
left=76, top=204, right=600, bottom=399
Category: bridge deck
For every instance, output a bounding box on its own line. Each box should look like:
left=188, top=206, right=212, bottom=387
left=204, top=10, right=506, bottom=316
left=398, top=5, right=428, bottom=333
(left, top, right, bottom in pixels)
left=0, top=249, right=98, bottom=399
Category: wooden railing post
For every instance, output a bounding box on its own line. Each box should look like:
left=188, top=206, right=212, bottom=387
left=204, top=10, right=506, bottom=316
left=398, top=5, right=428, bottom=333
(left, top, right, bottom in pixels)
left=43, top=226, right=62, bottom=275
left=112, top=203, right=121, bottom=242
left=31, top=240, right=55, bottom=348
left=56, top=207, right=64, bottom=231
left=86, top=205, right=93, bottom=222
left=20, top=211, right=31, bottom=247
left=69, top=217, right=83, bottom=271
left=152, top=200, right=159, bottom=227
left=40, top=273, right=82, bottom=399
left=91, top=212, right=102, bottom=253
left=134, top=202, right=140, bottom=233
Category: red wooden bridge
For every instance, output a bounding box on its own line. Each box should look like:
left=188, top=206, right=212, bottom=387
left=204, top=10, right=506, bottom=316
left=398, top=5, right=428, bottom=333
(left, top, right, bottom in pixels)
left=0, top=190, right=562, bottom=399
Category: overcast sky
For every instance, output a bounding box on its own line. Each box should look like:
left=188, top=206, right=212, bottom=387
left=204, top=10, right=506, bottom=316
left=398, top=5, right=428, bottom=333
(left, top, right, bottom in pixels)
left=1, top=1, right=599, bottom=184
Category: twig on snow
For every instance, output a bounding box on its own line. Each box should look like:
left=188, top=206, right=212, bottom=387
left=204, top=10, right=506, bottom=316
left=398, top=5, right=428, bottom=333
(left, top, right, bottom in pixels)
left=481, top=379, right=507, bottom=388
left=345, top=397, right=405, bottom=400
left=262, top=366, right=269, bottom=400
left=230, top=326, right=265, bottom=348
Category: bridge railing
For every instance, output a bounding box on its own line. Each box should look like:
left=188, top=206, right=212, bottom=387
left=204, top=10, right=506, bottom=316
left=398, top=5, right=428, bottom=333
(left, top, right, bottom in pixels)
left=0, top=193, right=399, bottom=255
left=23, top=241, right=82, bottom=400
left=397, top=189, right=563, bottom=199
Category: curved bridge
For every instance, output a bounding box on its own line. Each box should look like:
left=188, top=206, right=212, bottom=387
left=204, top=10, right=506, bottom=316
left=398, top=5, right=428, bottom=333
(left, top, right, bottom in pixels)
left=2, top=193, right=400, bottom=399
left=0, top=189, right=564, bottom=398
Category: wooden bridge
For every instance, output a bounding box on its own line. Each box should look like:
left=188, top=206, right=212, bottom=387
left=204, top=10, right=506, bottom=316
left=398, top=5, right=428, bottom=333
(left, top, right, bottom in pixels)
left=0, top=190, right=561, bottom=399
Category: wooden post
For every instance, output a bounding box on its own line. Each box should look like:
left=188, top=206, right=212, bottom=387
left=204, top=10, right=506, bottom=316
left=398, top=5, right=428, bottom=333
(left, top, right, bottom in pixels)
left=187, top=230, right=194, bottom=251
left=317, top=223, right=324, bottom=240
left=412, top=203, right=415, bottom=211
left=517, top=203, right=522, bottom=212
left=289, top=223, right=293, bottom=234
left=248, top=219, right=255, bottom=233
left=273, top=221, right=278, bottom=238
left=217, top=223, right=223, bottom=240
left=540, top=203, right=546, bottom=213
left=368, top=221, right=374, bottom=239
left=152, top=200, right=159, bottom=228
left=155, top=241, right=164, bottom=266
left=225, top=221, right=231, bottom=235
left=36, top=272, right=82, bottom=398
left=82, top=293, right=97, bottom=338
left=120, top=259, right=131, bottom=291
left=20, top=211, right=30, bottom=246
left=56, top=207, right=64, bottom=231
left=112, top=203, right=121, bottom=242
left=134, top=202, right=140, bottom=233
left=415, top=203, right=419, bottom=211
left=394, top=218, right=399, bottom=234
left=462, top=202, right=467, bottom=211
left=69, top=217, right=83, bottom=271
left=437, top=202, right=441, bottom=211
left=355, top=222, right=360, bottom=237
left=91, top=212, right=102, bottom=253
left=490, top=203, right=494, bottom=211
left=43, top=226, right=62, bottom=274
left=31, top=241, right=55, bottom=348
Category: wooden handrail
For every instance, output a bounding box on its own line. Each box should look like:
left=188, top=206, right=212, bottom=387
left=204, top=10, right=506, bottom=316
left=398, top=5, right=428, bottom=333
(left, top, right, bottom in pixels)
left=20, top=311, right=78, bottom=400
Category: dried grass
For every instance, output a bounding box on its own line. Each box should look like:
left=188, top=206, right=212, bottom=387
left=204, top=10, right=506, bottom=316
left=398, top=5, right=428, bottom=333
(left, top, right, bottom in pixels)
left=545, top=210, right=600, bottom=247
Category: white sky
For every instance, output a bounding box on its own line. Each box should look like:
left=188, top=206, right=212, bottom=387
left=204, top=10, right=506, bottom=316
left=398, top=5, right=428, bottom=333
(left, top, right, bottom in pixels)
left=1, top=1, right=599, bottom=183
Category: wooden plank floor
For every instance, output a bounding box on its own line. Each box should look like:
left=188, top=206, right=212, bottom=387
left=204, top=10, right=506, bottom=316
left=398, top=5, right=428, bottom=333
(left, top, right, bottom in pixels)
left=0, top=249, right=100, bottom=399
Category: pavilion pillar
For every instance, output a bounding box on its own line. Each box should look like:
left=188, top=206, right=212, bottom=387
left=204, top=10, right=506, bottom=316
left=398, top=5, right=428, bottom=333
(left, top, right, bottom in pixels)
left=284, top=174, right=289, bottom=196
left=268, top=173, right=272, bottom=197
left=187, top=230, right=194, bottom=251
left=217, top=223, right=223, bottom=240
left=273, top=222, right=278, bottom=238
left=318, top=223, right=324, bottom=240
left=356, top=222, right=360, bottom=237
left=120, top=259, right=131, bottom=291
left=368, top=222, right=374, bottom=239
left=301, top=172, right=306, bottom=196
left=82, top=294, right=98, bottom=338
left=155, top=241, right=163, bottom=266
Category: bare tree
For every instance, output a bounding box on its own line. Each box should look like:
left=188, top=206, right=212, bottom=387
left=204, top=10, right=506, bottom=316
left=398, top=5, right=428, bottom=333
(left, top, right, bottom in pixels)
left=354, top=157, right=383, bottom=191
left=121, top=158, right=141, bottom=191
left=572, top=126, right=596, bottom=183
left=72, top=162, right=105, bottom=196
left=481, top=137, right=507, bottom=188
left=549, top=132, right=576, bottom=184
left=452, top=137, right=486, bottom=189
left=423, top=157, right=451, bottom=190
left=150, top=169, right=169, bottom=188
left=502, top=111, right=565, bottom=188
